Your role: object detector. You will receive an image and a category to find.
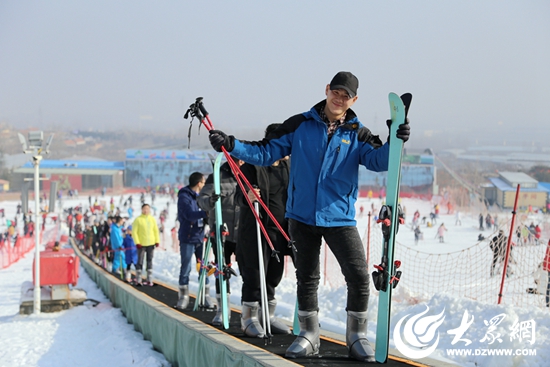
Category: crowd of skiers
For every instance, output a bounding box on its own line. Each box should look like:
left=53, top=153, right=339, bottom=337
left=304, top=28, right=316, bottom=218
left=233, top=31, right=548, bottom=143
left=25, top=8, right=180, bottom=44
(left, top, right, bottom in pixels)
left=0, top=209, right=37, bottom=246
left=70, top=198, right=160, bottom=286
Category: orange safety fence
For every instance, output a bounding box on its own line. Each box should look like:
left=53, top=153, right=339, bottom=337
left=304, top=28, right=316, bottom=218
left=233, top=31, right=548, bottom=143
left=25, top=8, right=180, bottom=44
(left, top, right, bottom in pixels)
left=0, top=235, right=36, bottom=269
left=0, top=227, right=58, bottom=269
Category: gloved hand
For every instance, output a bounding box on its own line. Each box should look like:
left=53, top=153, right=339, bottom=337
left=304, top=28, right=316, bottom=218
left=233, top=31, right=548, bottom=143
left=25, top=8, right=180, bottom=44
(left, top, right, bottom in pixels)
left=136, top=244, right=142, bottom=249
left=209, top=130, right=235, bottom=152
left=209, top=194, right=221, bottom=206
left=386, top=118, right=410, bottom=143
left=155, top=243, right=159, bottom=248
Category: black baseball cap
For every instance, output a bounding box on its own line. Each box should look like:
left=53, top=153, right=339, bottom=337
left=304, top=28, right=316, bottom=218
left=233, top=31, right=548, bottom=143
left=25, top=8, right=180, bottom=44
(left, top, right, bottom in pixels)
left=329, top=71, right=358, bottom=98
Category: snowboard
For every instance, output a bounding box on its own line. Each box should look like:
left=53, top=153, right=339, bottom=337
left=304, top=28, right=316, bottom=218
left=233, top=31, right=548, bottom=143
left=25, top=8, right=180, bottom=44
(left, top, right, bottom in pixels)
left=374, top=92, right=412, bottom=363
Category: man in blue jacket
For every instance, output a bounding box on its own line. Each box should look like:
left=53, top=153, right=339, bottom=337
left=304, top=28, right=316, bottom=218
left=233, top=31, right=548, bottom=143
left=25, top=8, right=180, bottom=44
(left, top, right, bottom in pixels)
left=209, top=71, right=410, bottom=362
left=176, top=172, right=211, bottom=310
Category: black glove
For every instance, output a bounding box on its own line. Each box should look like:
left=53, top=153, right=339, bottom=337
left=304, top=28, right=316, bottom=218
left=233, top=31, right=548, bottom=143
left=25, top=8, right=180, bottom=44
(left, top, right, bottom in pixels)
left=209, top=130, right=235, bottom=152
left=208, top=194, right=221, bottom=206
left=386, top=118, right=410, bottom=143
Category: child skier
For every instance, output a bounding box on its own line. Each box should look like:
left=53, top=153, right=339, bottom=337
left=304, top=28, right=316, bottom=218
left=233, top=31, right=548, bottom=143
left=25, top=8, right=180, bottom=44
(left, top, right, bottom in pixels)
left=436, top=223, right=447, bottom=243
left=124, top=225, right=138, bottom=283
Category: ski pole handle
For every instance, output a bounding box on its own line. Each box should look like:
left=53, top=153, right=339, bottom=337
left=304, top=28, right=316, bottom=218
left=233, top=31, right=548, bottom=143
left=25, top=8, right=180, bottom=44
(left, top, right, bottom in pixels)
left=197, top=98, right=208, bottom=117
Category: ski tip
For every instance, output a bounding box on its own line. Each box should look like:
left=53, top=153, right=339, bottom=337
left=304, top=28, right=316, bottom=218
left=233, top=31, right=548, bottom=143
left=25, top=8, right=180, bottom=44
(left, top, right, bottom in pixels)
left=388, top=92, right=400, bottom=100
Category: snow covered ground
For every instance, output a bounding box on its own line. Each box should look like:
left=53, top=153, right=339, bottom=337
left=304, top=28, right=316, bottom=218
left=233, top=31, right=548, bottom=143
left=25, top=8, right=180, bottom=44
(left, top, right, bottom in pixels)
left=0, top=243, right=170, bottom=367
left=1, top=194, right=549, bottom=367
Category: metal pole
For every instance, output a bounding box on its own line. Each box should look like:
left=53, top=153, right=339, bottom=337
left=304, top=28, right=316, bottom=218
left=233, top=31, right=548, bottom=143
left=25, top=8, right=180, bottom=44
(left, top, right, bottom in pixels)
left=254, top=201, right=271, bottom=338
left=33, top=154, right=42, bottom=314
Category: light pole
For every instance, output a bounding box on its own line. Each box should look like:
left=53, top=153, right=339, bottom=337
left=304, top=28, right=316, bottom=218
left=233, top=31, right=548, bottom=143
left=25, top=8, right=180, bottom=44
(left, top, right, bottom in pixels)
left=18, top=131, right=54, bottom=314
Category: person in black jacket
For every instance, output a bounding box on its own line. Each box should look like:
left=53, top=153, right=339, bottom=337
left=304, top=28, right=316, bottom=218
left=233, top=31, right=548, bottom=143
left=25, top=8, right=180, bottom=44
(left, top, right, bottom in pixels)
left=490, top=230, right=507, bottom=276
left=235, top=123, right=293, bottom=338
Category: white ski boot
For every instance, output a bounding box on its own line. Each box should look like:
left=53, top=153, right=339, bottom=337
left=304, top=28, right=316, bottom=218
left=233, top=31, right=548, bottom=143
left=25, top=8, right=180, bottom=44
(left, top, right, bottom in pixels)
left=259, top=299, right=290, bottom=335
left=241, top=301, right=265, bottom=338
left=176, top=285, right=189, bottom=310
left=346, top=310, right=375, bottom=362
left=285, top=310, right=320, bottom=358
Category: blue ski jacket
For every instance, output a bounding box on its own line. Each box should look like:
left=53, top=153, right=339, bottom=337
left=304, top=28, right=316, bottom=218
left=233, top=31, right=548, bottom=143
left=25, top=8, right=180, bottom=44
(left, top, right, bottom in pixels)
left=110, top=223, right=125, bottom=272
left=177, top=185, right=207, bottom=244
left=231, top=101, right=390, bottom=227
left=124, top=234, right=138, bottom=265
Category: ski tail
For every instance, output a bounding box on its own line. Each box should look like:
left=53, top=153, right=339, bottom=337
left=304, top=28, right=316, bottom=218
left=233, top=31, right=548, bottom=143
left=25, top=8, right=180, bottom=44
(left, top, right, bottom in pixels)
left=292, top=298, right=300, bottom=335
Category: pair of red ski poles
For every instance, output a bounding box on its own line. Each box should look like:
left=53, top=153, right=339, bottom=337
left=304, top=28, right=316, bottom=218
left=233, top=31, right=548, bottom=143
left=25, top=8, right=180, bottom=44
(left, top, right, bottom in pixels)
left=185, top=97, right=295, bottom=260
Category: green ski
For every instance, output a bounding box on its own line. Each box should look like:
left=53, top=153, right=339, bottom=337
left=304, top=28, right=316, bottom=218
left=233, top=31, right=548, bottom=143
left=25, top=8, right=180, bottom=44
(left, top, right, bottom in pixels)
left=373, top=92, right=412, bottom=363
left=213, top=152, right=230, bottom=329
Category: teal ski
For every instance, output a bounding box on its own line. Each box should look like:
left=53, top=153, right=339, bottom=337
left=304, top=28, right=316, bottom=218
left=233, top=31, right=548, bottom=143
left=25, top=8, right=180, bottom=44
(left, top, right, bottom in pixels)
left=292, top=299, right=300, bottom=335
left=373, top=93, right=412, bottom=363
left=193, top=236, right=213, bottom=311
left=213, top=152, right=230, bottom=329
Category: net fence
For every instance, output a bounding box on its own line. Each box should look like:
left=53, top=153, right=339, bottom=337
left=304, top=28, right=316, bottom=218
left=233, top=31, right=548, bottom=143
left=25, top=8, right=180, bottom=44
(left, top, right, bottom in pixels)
left=282, top=211, right=550, bottom=309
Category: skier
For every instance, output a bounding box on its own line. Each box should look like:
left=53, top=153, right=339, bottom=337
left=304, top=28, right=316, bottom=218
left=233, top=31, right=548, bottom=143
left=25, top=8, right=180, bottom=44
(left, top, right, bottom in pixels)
left=436, top=223, right=447, bottom=243
left=208, top=71, right=410, bottom=362
left=233, top=123, right=293, bottom=337
left=132, top=204, right=160, bottom=285
left=479, top=213, right=484, bottom=231
left=123, top=225, right=138, bottom=283
left=176, top=172, right=210, bottom=309
left=414, top=226, right=422, bottom=245
left=489, top=230, right=507, bottom=277
left=543, top=239, right=550, bottom=307
left=197, top=157, right=244, bottom=324
left=101, top=217, right=113, bottom=265
left=455, top=210, right=462, bottom=226
left=534, top=224, right=542, bottom=245
left=412, top=210, right=420, bottom=228
left=91, top=220, right=102, bottom=260
left=110, top=216, right=125, bottom=276
left=429, top=211, right=436, bottom=225
left=526, top=262, right=549, bottom=295
left=485, top=214, right=492, bottom=231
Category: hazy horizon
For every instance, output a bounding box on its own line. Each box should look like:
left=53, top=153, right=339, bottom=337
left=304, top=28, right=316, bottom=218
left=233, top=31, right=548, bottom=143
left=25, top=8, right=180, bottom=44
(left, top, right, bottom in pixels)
left=1, top=1, right=549, bottom=151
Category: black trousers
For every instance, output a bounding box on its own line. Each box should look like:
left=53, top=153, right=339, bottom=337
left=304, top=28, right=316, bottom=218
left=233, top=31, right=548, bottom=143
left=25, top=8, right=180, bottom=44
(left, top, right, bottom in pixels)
left=289, top=219, right=370, bottom=312
left=136, top=246, right=155, bottom=271
left=238, top=230, right=287, bottom=303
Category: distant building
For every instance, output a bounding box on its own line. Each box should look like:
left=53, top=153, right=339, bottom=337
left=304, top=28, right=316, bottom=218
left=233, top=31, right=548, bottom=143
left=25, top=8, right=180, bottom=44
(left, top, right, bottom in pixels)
left=124, top=149, right=214, bottom=188
left=13, top=157, right=124, bottom=192
left=124, top=149, right=437, bottom=196
left=0, top=179, right=9, bottom=192
left=358, top=150, right=436, bottom=198
left=482, top=171, right=549, bottom=209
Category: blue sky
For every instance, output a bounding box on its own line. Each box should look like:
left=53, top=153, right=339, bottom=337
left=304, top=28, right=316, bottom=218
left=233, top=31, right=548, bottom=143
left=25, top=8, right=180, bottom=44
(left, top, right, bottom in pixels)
left=1, top=1, right=548, bottom=149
